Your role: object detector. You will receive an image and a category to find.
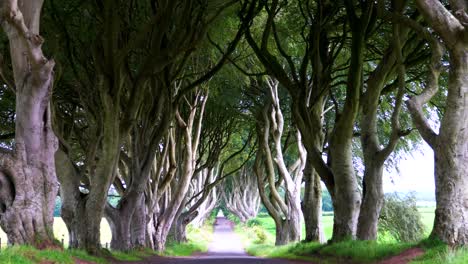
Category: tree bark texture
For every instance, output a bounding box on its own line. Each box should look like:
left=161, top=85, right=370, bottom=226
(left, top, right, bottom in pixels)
left=357, top=8, right=414, bottom=239
left=223, top=167, right=260, bottom=223
left=152, top=90, right=208, bottom=251
left=408, top=0, right=468, bottom=246
left=302, top=159, right=325, bottom=243
left=254, top=78, right=304, bottom=246
left=0, top=0, right=58, bottom=246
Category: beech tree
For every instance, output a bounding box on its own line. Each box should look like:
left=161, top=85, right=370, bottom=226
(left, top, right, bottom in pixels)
left=170, top=168, right=218, bottom=243
left=1, top=0, right=466, bottom=253
left=222, top=167, right=260, bottom=223
left=356, top=0, right=428, bottom=240
left=51, top=0, right=248, bottom=253
left=253, top=78, right=305, bottom=245
left=184, top=168, right=219, bottom=229
left=169, top=121, right=229, bottom=242
left=0, top=0, right=58, bottom=246
left=406, top=0, right=467, bottom=246
left=170, top=94, right=255, bottom=242
left=143, top=130, right=176, bottom=250
left=240, top=0, right=335, bottom=242
left=242, top=0, right=377, bottom=241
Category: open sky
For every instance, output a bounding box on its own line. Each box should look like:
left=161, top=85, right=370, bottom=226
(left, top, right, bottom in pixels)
left=383, top=141, right=435, bottom=193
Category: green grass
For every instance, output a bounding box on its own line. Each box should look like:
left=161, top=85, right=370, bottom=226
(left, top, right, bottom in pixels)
left=410, top=239, right=468, bottom=264
left=419, top=207, right=436, bottom=235
left=0, top=245, right=157, bottom=264
left=0, top=217, right=211, bottom=262
left=0, top=246, right=92, bottom=264
left=163, top=221, right=214, bottom=257
left=164, top=242, right=206, bottom=257
left=412, top=248, right=468, bottom=264
left=319, top=240, right=414, bottom=262
left=234, top=207, right=468, bottom=264
left=236, top=222, right=415, bottom=263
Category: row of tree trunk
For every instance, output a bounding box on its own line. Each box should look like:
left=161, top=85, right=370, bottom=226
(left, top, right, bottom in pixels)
left=0, top=0, right=466, bottom=254
left=242, top=0, right=467, bottom=245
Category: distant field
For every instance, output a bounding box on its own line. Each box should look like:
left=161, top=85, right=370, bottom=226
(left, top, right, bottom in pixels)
left=0, top=218, right=112, bottom=248
left=254, top=206, right=435, bottom=241
left=418, top=206, right=436, bottom=234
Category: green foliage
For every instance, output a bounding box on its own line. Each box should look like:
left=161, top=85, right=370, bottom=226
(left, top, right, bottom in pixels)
left=53, top=197, right=61, bottom=217
left=379, top=193, right=426, bottom=242
left=53, top=196, right=120, bottom=217
left=0, top=87, right=15, bottom=147
left=322, top=190, right=334, bottom=212
left=246, top=218, right=261, bottom=227
left=252, top=226, right=267, bottom=244
left=226, top=213, right=242, bottom=225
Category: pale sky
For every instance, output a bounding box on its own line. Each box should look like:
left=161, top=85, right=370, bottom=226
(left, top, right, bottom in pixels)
left=383, top=142, right=435, bottom=193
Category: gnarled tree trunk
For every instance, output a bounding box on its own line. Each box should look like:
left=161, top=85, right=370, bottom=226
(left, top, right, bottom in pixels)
left=152, top=90, right=207, bottom=251
left=302, top=162, right=325, bottom=243
left=0, top=0, right=58, bottom=246
left=254, top=78, right=304, bottom=246
left=223, top=167, right=260, bottom=223
left=357, top=7, right=413, bottom=239
left=407, top=0, right=468, bottom=246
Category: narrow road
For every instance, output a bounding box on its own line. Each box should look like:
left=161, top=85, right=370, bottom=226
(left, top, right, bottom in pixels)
left=115, top=217, right=309, bottom=264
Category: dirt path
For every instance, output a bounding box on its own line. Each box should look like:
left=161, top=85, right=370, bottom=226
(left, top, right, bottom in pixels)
left=376, top=248, right=425, bottom=264
left=114, top=217, right=309, bottom=264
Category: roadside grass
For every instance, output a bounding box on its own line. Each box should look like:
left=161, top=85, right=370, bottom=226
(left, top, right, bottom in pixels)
left=236, top=222, right=415, bottom=263
left=319, top=240, right=414, bottom=262
left=0, top=217, right=212, bottom=262
left=0, top=246, right=69, bottom=264
left=163, top=220, right=214, bottom=257
left=410, top=238, right=468, bottom=264
left=0, top=245, right=157, bottom=263
left=236, top=207, right=466, bottom=263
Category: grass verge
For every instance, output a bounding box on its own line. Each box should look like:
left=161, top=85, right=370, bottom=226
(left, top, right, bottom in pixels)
left=163, top=221, right=214, bottom=257
left=0, top=220, right=213, bottom=262
left=410, top=238, right=468, bottom=264
left=0, top=245, right=155, bottom=264
left=235, top=214, right=466, bottom=264
left=235, top=215, right=460, bottom=264
left=235, top=222, right=414, bottom=263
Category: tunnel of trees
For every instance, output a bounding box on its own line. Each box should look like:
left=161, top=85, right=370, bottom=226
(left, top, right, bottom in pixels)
left=0, top=0, right=466, bottom=256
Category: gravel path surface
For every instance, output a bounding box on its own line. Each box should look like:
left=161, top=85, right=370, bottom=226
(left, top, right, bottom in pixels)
left=114, top=217, right=310, bottom=264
